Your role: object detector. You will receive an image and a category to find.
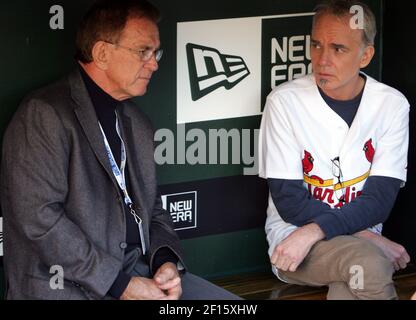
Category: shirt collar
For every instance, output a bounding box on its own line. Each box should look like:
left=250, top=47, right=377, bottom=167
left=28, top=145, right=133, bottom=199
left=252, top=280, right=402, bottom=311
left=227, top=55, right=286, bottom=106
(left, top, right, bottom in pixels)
left=318, top=74, right=367, bottom=106
left=79, top=64, right=119, bottom=111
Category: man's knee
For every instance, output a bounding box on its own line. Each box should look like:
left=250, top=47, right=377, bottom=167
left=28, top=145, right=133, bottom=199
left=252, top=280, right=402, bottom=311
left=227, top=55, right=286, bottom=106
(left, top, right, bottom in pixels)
left=345, top=240, right=396, bottom=299
left=348, top=240, right=394, bottom=280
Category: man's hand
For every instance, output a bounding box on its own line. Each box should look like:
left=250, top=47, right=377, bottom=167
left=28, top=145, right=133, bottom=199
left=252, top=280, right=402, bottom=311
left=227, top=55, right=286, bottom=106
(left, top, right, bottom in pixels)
left=355, top=230, right=411, bottom=271
left=154, top=262, right=182, bottom=300
left=411, top=292, right=416, bottom=300
left=271, top=223, right=325, bottom=272
left=120, top=276, right=167, bottom=300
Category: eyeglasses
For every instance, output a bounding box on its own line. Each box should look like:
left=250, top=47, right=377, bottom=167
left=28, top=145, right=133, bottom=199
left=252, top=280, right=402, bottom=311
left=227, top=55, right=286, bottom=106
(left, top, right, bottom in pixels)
left=331, top=157, right=345, bottom=203
left=105, top=41, right=163, bottom=62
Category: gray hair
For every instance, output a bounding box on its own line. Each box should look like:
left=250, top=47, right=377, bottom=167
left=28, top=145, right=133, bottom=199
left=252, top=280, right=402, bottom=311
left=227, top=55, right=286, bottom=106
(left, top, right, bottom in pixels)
left=313, top=0, right=377, bottom=46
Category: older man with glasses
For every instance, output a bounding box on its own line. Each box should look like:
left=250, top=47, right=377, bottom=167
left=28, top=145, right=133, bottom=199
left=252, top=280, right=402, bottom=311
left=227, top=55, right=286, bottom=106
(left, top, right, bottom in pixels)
left=259, top=0, right=410, bottom=299
left=1, top=0, right=240, bottom=300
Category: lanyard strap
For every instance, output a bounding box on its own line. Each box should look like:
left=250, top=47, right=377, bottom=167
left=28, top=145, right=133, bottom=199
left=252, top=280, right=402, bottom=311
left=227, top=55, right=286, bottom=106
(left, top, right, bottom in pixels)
left=99, top=114, right=131, bottom=206
left=98, top=112, right=146, bottom=254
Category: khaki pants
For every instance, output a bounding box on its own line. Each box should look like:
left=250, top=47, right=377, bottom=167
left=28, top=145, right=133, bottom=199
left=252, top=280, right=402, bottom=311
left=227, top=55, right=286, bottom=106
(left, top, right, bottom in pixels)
left=278, top=235, right=397, bottom=300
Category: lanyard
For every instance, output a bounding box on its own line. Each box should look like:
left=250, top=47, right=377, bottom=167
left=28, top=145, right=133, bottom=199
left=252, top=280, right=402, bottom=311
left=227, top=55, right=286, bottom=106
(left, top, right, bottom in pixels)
left=98, top=112, right=146, bottom=254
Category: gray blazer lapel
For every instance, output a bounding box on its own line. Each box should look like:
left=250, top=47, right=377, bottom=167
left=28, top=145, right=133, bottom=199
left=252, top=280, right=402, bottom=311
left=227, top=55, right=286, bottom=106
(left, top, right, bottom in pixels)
left=68, top=70, right=119, bottom=189
left=117, top=112, right=152, bottom=210
left=117, top=111, right=150, bottom=239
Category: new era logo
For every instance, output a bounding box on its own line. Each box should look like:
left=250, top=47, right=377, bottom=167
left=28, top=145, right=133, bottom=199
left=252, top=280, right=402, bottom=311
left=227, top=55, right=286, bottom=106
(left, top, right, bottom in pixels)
left=186, top=43, right=250, bottom=101
left=162, top=191, right=197, bottom=231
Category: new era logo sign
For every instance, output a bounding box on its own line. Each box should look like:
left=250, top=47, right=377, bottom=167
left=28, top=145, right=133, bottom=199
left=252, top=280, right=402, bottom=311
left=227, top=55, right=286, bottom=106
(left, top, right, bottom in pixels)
left=162, top=191, right=197, bottom=231
left=177, top=17, right=263, bottom=124
left=178, top=15, right=314, bottom=124
left=186, top=43, right=250, bottom=101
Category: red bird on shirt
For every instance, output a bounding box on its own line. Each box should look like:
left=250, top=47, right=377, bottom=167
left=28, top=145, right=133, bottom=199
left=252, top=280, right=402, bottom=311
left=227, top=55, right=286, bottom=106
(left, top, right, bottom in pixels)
left=363, top=139, right=375, bottom=163
left=302, top=150, right=324, bottom=184
left=302, top=150, right=314, bottom=174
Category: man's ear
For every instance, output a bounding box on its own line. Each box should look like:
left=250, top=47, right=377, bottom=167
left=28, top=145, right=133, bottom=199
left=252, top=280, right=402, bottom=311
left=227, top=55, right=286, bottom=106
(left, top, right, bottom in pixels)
left=360, top=45, right=375, bottom=69
left=91, top=41, right=110, bottom=70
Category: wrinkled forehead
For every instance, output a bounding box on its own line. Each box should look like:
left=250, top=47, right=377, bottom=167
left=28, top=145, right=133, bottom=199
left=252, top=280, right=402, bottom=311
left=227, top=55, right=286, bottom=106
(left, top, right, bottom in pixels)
left=313, top=12, right=354, bottom=32
left=120, top=17, right=160, bottom=47
left=312, top=13, right=363, bottom=44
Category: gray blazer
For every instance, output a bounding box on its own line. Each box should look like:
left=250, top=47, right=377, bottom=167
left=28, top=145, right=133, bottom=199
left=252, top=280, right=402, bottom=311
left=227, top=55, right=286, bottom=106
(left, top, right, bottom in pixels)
left=1, top=69, right=184, bottom=300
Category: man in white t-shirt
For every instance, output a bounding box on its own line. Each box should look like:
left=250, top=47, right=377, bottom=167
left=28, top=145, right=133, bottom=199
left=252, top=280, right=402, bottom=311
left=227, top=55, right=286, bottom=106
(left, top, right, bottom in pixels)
left=259, top=0, right=411, bottom=299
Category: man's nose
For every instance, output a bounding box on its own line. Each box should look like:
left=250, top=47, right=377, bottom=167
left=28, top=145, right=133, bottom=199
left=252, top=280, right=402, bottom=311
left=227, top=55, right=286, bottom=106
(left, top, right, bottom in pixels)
left=317, top=48, right=331, bottom=66
left=145, top=55, right=159, bottom=71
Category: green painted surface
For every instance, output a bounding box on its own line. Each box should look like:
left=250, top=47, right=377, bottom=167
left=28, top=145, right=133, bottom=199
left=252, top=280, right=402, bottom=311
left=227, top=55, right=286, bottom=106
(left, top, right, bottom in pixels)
left=181, top=228, right=271, bottom=279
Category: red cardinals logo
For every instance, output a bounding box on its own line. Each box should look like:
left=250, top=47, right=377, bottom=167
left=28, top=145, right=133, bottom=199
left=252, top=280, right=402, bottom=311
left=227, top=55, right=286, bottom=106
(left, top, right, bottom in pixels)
left=302, top=150, right=324, bottom=184
left=363, top=139, right=375, bottom=163
left=302, top=150, right=314, bottom=174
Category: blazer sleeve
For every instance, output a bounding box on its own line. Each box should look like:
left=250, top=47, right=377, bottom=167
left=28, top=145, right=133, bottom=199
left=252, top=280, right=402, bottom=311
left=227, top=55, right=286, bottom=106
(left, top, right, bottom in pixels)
left=1, top=98, right=121, bottom=299
left=148, top=192, right=187, bottom=275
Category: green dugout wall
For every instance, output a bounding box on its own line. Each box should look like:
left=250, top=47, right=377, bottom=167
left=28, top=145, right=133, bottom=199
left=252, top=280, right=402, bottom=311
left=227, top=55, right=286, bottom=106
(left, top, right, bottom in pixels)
left=0, top=0, right=390, bottom=298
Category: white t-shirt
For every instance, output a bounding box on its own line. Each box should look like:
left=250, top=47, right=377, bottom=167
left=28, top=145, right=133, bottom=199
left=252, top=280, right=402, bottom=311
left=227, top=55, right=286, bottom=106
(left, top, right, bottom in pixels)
left=259, top=74, right=409, bottom=276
